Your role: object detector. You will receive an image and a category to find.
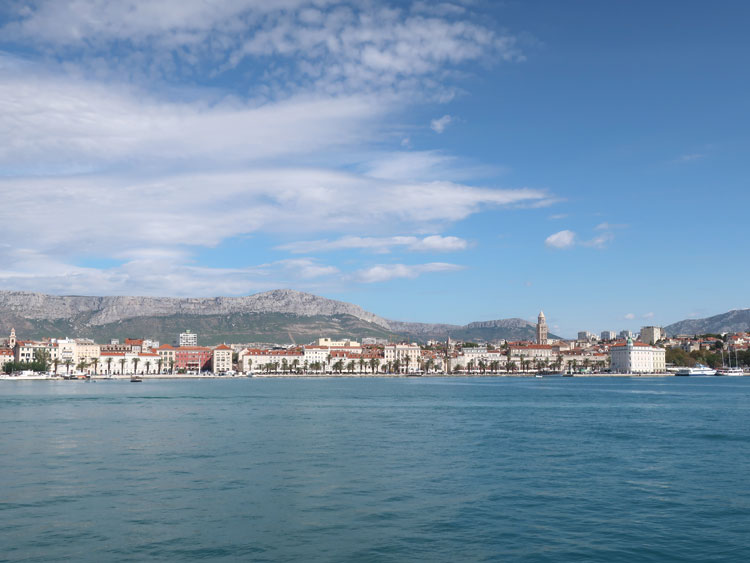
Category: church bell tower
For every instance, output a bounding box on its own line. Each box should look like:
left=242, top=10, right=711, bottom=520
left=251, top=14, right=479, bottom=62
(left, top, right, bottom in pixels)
left=536, top=312, right=548, bottom=345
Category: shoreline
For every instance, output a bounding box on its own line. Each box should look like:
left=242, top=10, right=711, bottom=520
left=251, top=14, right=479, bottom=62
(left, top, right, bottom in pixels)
left=0, top=372, right=693, bottom=381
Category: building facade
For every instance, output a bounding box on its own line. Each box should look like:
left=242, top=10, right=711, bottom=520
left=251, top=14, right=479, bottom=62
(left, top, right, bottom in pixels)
left=609, top=339, right=666, bottom=374
left=640, top=326, right=664, bottom=345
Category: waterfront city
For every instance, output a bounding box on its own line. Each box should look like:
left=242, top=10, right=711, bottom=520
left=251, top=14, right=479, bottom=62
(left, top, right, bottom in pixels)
left=3, top=312, right=748, bottom=378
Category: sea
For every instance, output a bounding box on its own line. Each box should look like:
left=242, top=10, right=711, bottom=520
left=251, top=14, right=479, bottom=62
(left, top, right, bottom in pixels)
left=1, top=376, right=749, bottom=562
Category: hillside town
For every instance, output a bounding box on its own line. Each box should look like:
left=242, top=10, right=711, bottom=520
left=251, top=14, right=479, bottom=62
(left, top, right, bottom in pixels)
left=1, top=312, right=748, bottom=378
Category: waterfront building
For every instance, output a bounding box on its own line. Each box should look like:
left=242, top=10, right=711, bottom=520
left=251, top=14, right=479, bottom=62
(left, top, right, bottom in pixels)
left=0, top=348, right=13, bottom=371
left=179, top=330, right=198, bottom=347
left=212, top=344, right=233, bottom=373
left=600, top=330, right=617, bottom=341
left=640, top=326, right=664, bottom=345
left=609, top=338, right=666, bottom=374
left=384, top=344, right=421, bottom=372
left=238, top=348, right=304, bottom=373
left=536, top=311, right=548, bottom=345
left=157, top=344, right=176, bottom=373
left=175, top=346, right=212, bottom=372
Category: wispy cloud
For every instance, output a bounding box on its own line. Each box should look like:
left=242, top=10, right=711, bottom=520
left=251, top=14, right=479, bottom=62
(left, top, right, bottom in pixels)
left=353, top=262, right=464, bottom=283
left=624, top=313, right=635, bottom=320
left=277, top=235, right=469, bottom=254
left=545, top=230, right=576, bottom=249
left=430, top=114, right=452, bottom=133
left=642, top=312, right=655, bottom=319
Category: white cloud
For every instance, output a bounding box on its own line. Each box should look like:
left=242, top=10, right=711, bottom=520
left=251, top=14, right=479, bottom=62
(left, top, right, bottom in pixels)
left=278, top=235, right=468, bottom=254
left=430, top=114, right=453, bottom=133
left=353, top=262, right=463, bottom=283
left=642, top=312, right=655, bottom=319
left=0, top=62, right=386, bottom=173
left=2, top=2, right=524, bottom=97
left=549, top=213, right=568, bottom=220
left=594, top=222, right=627, bottom=231
left=581, top=232, right=614, bottom=249
left=545, top=230, right=576, bottom=249
left=624, top=313, right=635, bottom=320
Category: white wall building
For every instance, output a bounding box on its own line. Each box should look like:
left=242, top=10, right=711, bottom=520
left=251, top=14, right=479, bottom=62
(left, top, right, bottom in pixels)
left=609, top=339, right=666, bottom=374
left=179, top=331, right=198, bottom=347
left=600, top=331, right=617, bottom=341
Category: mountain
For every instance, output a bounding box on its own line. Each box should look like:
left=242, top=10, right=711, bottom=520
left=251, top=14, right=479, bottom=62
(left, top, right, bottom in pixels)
left=388, top=318, right=559, bottom=342
left=665, top=309, right=750, bottom=336
left=0, top=289, right=550, bottom=345
left=0, top=289, right=398, bottom=345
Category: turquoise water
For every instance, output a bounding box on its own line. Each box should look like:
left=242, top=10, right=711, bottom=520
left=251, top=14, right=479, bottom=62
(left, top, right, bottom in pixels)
left=1, top=377, right=749, bottom=562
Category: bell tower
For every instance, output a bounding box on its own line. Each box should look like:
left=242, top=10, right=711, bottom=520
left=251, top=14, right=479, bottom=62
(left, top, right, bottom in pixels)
left=536, top=312, right=548, bottom=345
left=9, top=327, right=16, bottom=349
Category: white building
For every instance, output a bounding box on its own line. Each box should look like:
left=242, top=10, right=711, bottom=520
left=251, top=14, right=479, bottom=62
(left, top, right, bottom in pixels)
left=179, top=331, right=198, bottom=347
left=609, top=339, right=666, bottom=374
left=600, top=331, right=617, bottom=341
left=619, top=330, right=634, bottom=339
left=640, top=326, right=664, bottom=345
left=384, top=344, right=421, bottom=371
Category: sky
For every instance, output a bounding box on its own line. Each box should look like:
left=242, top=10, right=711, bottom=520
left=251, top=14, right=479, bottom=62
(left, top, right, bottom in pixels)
left=0, top=0, right=748, bottom=337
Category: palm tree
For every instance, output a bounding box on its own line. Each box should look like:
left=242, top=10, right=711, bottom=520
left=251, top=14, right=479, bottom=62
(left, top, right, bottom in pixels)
left=490, top=360, right=499, bottom=374
left=478, top=359, right=487, bottom=374
left=292, top=359, right=299, bottom=374
left=90, top=357, right=100, bottom=375
left=333, top=359, right=344, bottom=374
left=76, top=360, right=88, bottom=374
left=169, top=359, right=175, bottom=374
left=467, top=359, right=476, bottom=374
left=303, top=360, right=309, bottom=374
left=347, top=360, right=356, bottom=374
left=119, top=357, right=127, bottom=374
left=326, top=353, right=332, bottom=373
left=311, top=361, right=321, bottom=373
left=106, top=356, right=113, bottom=375
left=246, top=358, right=253, bottom=374
left=281, top=358, right=289, bottom=374
left=157, top=358, right=164, bottom=374
left=132, top=357, right=140, bottom=375
left=52, top=358, right=60, bottom=375
left=144, top=360, right=151, bottom=375
left=370, top=358, right=379, bottom=374
left=64, top=358, right=73, bottom=375
left=426, top=358, right=435, bottom=374
left=358, top=358, right=365, bottom=374
left=393, top=359, right=401, bottom=374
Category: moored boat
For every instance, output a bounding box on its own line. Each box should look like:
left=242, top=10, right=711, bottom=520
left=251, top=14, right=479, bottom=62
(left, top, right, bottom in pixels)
left=675, top=364, right=717, bottom=376
left=716, top=367, right=744, bottom=376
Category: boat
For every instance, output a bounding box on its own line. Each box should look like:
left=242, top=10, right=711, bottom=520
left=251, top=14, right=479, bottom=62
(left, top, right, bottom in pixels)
left=675, top=364, right=717, bottom=376
left=716, top=367, right=744, bottom=376
left=130, top=376, right=143, bottom=383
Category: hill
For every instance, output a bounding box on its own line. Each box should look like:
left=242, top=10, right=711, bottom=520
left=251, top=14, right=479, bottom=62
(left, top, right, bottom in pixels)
left=665, top=309, right=750, bottom=336
left=0, top=289, right=551, bottom=345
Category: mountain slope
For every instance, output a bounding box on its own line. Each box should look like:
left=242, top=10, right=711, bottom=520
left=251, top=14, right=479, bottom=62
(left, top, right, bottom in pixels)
left=665, top=309, right=750, bottom=336
left=389, top=318, right=559, bottom=342
left=0, top=289, right=552, bottom=345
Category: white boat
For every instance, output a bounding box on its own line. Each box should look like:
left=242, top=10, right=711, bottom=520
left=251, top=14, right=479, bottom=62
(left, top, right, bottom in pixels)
left=675, top=364, right=717, bottom=376
left=716, top=367, right=744, bottom=376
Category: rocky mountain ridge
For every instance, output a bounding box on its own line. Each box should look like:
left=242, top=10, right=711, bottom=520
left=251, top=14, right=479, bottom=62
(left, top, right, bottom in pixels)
left=665, top=309, right=750, bottom=336
left=0, top=289, right=389, bottom=329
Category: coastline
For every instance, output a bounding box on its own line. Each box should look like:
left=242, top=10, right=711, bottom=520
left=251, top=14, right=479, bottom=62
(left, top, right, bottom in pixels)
left=1, top=372, right=683, bottom=381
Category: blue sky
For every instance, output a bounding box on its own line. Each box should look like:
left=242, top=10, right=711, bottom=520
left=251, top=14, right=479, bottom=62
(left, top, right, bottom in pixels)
left=0, top=0, right=748, bottom=337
